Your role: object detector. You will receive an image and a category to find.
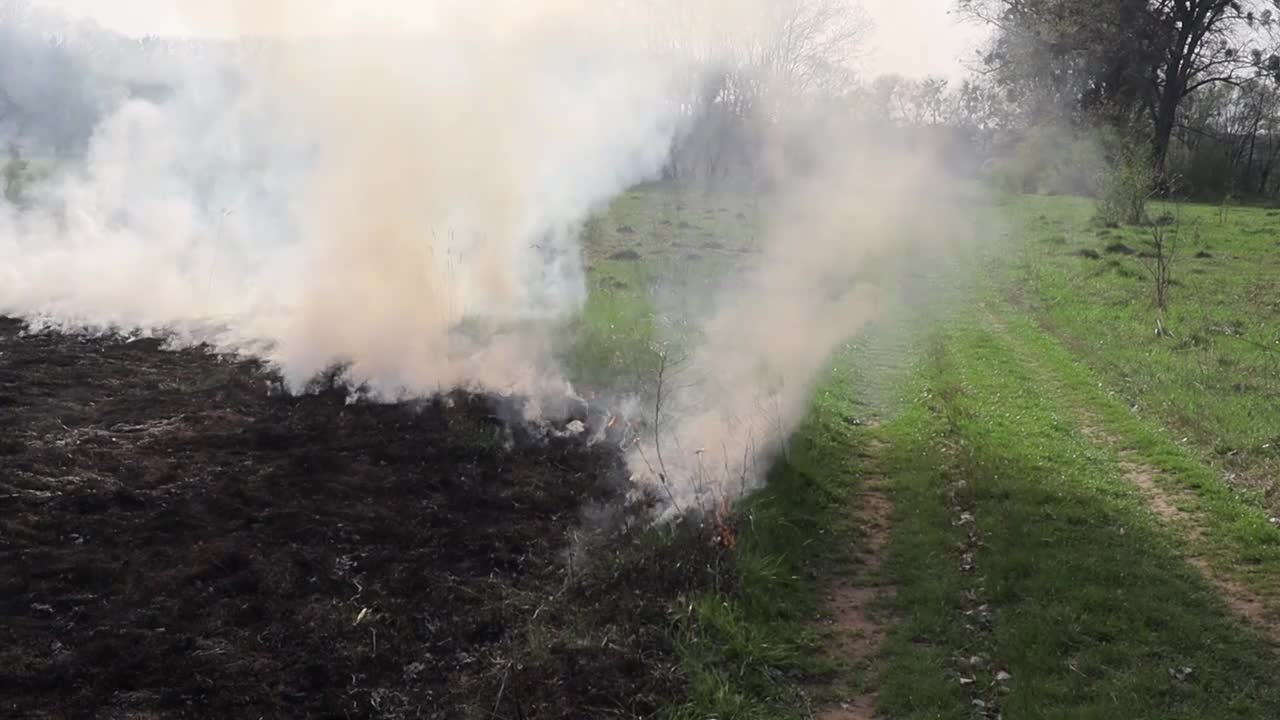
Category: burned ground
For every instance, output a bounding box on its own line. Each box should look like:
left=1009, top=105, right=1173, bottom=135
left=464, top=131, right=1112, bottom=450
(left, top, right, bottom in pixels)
left=0, top=317, right=717, bottom=719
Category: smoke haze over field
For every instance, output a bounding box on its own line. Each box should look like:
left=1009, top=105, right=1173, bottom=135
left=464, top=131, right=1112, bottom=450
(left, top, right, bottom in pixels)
left=2, top=1, right=713, bottom=394
left=630, top=116, right=970, bottom=515
left=0, top=0, right=976, bottom=513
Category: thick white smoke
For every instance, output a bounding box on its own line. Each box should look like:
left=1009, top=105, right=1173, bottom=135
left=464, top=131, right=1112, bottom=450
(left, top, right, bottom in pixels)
left=627, top=109, right=964, bottom=517
left=2, top=1, right=971, bottom=516
left=0, top=1, right=724, bottom=396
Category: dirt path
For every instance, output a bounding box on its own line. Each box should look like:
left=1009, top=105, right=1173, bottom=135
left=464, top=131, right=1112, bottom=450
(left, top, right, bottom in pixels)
left=818, top=438, right=894, bottom=720
left=981, top=305, right=1280, bottom=644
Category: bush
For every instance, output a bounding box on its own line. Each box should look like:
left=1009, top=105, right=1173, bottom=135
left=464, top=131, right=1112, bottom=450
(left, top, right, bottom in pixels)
left=984, top=126, right=1157, bottom=226
left=1094, top=134, right=1154, bottom=226
left=987, top=126, right=1105, bottom=197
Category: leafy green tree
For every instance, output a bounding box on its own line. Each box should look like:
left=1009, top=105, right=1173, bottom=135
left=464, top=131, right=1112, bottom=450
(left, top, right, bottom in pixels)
left=961, top=0, right=1280, bottom=175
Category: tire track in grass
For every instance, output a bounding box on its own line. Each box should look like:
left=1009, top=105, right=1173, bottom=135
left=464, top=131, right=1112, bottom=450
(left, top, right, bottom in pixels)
left=878, top=313, right=1280, bottom=719
left=982, top=301, right=1280, bottom=644
left=873, top=338, right=1013, bottom=720
left=817, top=310, right=951, bottom=720
left=818, top=444, right=1004, bottom=720
left=1115, top=454, right=1279, bottom=640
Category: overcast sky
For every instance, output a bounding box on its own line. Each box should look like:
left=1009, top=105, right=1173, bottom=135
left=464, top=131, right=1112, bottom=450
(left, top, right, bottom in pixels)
left=860, top=0, right=986, bottom=79
left=33, top=0, right=986, bottom=79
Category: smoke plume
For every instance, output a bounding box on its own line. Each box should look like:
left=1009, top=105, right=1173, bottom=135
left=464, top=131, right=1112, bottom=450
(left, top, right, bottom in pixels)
left=0, top=1, right=972, bottom=515
left=2, top=2, right=719, bottom=392
left=627, top=104, right=966, bottom=516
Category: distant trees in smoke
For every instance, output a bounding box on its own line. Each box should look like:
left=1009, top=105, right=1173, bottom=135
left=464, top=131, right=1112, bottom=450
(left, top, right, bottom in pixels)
left=658, top=0, right=871, bottom=193
left=0, top=4, right=104, bottom=158
left=0, top=1, right=239, bottom=162
left=653, top=0, right=1014, bottom=196
left=31, top=0, right=1280, bottom=207
left=0, top=0, right=995, bottom=205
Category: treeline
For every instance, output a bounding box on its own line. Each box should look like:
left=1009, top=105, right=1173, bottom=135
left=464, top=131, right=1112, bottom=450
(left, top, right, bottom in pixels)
left=0, top=3, right=241, bottom=159
left=652, top=0, right=1280, bottom=210
left=957, top=0, right=1280, bottom=211
left=13, top=0, right=1276, bottom=209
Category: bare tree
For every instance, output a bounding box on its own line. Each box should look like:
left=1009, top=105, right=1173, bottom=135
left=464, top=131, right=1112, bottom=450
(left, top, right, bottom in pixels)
left=1140, top=202, right=1184, bottom=335
left=1175, top=79, right=1280, bottom=196
left=655, top=0, right=870, bottom=191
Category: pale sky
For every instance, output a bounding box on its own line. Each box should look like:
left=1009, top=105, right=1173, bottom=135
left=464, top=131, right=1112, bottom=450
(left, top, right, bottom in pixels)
left=33, top=0, right=194, bottom=35
left=33, top=0, right=985, bottom=79
left=859, top=0, right=986, bottom=79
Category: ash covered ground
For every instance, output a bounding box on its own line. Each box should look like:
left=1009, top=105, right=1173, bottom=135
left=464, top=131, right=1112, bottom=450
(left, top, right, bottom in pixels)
left=0, top=317, right=719, bottom=719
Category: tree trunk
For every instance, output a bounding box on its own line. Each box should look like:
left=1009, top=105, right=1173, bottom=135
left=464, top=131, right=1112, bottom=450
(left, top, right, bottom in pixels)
left=1153, top=36, right=1191, bottom=181
left=1245, top=117, right=1260, bottom=193
left=1152, top=88, right=1180, bottom=179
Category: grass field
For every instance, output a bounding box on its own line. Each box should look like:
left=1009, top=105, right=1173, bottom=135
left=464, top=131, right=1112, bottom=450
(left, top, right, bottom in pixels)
left=568, top=186, right=1280, bottom=717
left=7, top=173, right=1279, bottom=717
left=999, top=196, right=1280, bottom=509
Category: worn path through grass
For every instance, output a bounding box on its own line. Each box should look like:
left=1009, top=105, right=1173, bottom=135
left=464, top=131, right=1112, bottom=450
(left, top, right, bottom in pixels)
left=980, top=295, right=1280, bottom=642
left=865, top=292, right=1280, bottom=719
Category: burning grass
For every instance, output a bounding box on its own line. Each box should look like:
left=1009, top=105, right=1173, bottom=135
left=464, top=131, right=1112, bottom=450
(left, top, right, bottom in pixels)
left=1, top=184, right=864, bottom=718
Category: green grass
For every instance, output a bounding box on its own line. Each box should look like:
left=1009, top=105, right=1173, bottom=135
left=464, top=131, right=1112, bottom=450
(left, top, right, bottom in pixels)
left=995, top=195, right=1280, bottom=508
left=557, top=185, right=758, bottom=396
left=666, top=348, right=882, bottom=720
left=554, top=184, right=881, bottom=718
left=555, top=258, right=663, bottom=393
left=878, top=310, right=1280, bottom=719
left=565, top=186, right=1280, bottom=718
left=585, top=183, right=762, bottom=266
left=983, top=297, right=1280, bottom=596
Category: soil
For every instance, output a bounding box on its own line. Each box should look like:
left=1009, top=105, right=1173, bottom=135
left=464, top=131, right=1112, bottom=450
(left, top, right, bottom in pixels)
left=0, top=317, right=703, bottom=719
left=819, top=438, right=894, bottom=720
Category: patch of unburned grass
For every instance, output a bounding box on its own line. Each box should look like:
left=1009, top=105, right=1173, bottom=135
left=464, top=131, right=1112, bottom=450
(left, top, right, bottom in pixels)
left=555, top=259, right=661, bottom=394
left=585, top=184, right=760, bottom=266
left=554, top=185, right=880, bottom=718
left=558, top=184, right=759, bottom=397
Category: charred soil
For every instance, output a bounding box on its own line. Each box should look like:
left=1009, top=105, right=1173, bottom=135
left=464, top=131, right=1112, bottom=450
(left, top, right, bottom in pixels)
left=0, top=317, right=717, bottom=719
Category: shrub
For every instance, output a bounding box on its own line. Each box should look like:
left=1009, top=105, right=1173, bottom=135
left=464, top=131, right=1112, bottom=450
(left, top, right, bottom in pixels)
left=1095, top=134, right=1154, bottom=226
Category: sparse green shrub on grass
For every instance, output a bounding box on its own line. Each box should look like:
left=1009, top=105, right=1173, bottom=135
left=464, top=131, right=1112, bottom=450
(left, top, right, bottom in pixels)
left=1095, top=132, right=1156, bottom=226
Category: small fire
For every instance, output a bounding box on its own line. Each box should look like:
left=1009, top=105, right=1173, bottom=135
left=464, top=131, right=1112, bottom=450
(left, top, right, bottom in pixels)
left=712, top=496, right=736, bottom=550
left=606, top=415, right=617, bottom=429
